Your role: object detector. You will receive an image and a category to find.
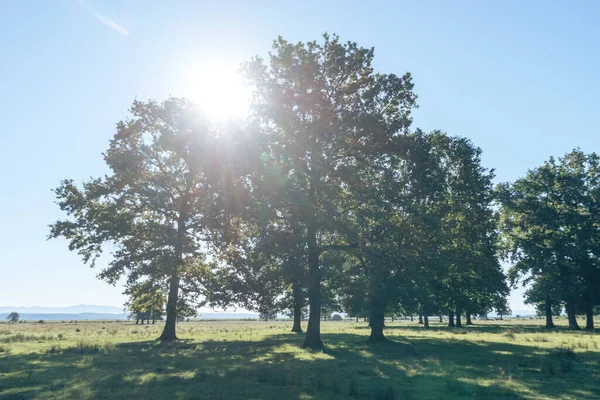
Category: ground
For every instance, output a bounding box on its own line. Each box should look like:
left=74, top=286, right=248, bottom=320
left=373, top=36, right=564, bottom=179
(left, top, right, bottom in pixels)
left=0, top=318, right=598, bottom=399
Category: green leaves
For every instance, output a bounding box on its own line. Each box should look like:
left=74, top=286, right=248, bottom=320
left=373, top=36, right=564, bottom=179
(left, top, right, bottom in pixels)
left=497, top=149, right=600, bottom=324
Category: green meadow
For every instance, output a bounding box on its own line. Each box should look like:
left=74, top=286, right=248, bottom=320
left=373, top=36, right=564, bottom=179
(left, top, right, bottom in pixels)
left=0, top=318, right=598, bottom=399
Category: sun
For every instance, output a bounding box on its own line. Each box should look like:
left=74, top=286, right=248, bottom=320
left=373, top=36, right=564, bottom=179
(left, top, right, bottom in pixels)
left=184, top=61, right=251, bottom=122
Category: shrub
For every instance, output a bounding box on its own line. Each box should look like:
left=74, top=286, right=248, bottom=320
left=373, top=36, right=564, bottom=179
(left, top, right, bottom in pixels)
left=331, top=314, right=343, bottom=321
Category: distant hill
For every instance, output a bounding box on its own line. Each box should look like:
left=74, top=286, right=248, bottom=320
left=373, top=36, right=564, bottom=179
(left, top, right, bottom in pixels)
left=0, top=305, right=261, bottom=321
left=197, top=312, right=259, bottom=320
left=1, top=313, right=129, bottom=321
left=0, top=305, right=123, bottom=314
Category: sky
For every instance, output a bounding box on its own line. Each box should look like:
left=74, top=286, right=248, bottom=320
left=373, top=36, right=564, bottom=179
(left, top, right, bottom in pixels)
left=1, top=0, right=598, bottom=312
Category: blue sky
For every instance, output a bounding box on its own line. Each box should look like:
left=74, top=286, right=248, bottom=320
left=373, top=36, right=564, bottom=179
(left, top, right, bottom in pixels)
left=1, top=1, right=598, bottom=312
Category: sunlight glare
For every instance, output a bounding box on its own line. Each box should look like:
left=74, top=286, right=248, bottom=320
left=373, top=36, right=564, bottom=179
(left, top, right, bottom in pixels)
left=184, top=61, right=251, bottom=122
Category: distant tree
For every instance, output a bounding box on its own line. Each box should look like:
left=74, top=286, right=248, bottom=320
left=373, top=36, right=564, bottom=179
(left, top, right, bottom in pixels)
left=331, top=314, right=343, bottom=321
left=125, top=280, right=166, bottom=325
left=259, top=310, right=278, bottom=322
left=493, top=298, right=511, bottom=320
left=6, top=312, right=19, bottom=323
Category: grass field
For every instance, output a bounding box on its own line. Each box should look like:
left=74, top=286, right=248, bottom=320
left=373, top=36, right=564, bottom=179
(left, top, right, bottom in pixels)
left=0, top=318, right=598, bottom=399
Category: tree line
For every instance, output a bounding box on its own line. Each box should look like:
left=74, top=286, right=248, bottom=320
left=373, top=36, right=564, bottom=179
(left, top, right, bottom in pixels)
left=49, top=34, right=599, bottom=348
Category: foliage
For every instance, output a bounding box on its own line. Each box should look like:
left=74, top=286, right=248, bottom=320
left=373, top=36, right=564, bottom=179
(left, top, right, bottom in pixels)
left=497, top=149, right=600, bottom=330
left=241, top=32, right=417, bottom=348
left=49, top=98, right=245, bottom=340
left=6, top=312, right=19, bottom=323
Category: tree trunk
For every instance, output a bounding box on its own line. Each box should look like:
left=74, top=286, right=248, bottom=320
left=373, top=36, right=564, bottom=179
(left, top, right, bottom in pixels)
left=291, top=282, right=303, bottom=333
left=423, top=312, right=429, bottom=328
left=160, top=269, right=180, bottom=340
left=410, top=315, right=414, bottom=322
left=391, top=316, right=394, bottom=322
left=499, top=313, right=503, bottom=321
left=439, top=315, right=443, bottom=323
left=302, top=223, right=323, bottom=349
left=455, top=308, right=462, bottom=327
left=418, top=314, right=423, bottom=324
left=584, top=292, right=595, bottom=330
left=465, top=312, right=473, bottom=325
left=544, top=299, right=555, bottom=329
left=448, top=311, right=455, bottom=327
left=355, top=317, right=359, bottom=322
left=368, top=309, right=386, bottom=342
left=565, top=301, right=580, bottom=330
left=160, top=213, right=185, bottom=341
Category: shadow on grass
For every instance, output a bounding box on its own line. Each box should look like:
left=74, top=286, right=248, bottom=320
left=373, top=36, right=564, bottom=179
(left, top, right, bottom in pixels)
left=0, top=328, right=599, bottom=399
left=352, top=322, right=600, bottom=336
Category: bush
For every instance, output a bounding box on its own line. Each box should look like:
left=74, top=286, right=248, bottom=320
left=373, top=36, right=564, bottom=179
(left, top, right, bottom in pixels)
left=331, top=314, right=343, bottom=321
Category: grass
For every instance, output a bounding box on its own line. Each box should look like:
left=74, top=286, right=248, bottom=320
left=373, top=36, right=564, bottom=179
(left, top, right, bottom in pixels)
left=0, top=318, right=598, bottom=399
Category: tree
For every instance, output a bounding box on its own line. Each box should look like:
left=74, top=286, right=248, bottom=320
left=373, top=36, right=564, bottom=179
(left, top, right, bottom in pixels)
left=6, top=312, right=19, bottom=323
left=493, top=297, right=511, bottom=320
left=49, top=98, right=241, bottom=340
left=242, top=34, right=417, bottom=348
left=497, top=150, right=600, bottom=330
left=125, top=280, right=166, bottom=325
left=259, top=310, right=278, bottom=321
left=427, top=133, right=507, bottom=329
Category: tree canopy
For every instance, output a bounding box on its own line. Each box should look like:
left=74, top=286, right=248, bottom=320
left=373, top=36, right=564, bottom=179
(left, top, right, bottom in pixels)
left=49, top=33, right=600, bottom=347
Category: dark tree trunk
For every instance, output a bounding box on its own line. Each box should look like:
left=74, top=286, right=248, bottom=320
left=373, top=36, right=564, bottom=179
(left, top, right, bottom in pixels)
left=135, top=318, right=139, bottom=325
left=585, top=291, right=594, bottom=331
left=565, top=301, right=580, bottom=330
left=418, top=314, right=423, bottom=324
left=423, top=312, right=429, bottom=328
left=439, top=315, right=443, bottom=323
left=391, top=316, right=394, bottom=322
left=455, top=308, right=462, bottom=327
left=368, top=309, right=386, bottom=342
left=465, top=312, right=473, bottom=325
left=355, top=317, right=359, bottom=322
left=410, top=315, right=414, bottom=322
left=291, top=282, right=303, bottom=333
left=160, top=214, right=185, bottom=341
left=584, top=297, right=594, bottom=330
left=499, top=313, right=503, bottom=321
left=302, top=223, right=323, bottom=349
left=448, top=311, right=455, bottom=327
left=545, top=299, right=556, bottom=329
left=160, top=270, right=180, bottom=340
